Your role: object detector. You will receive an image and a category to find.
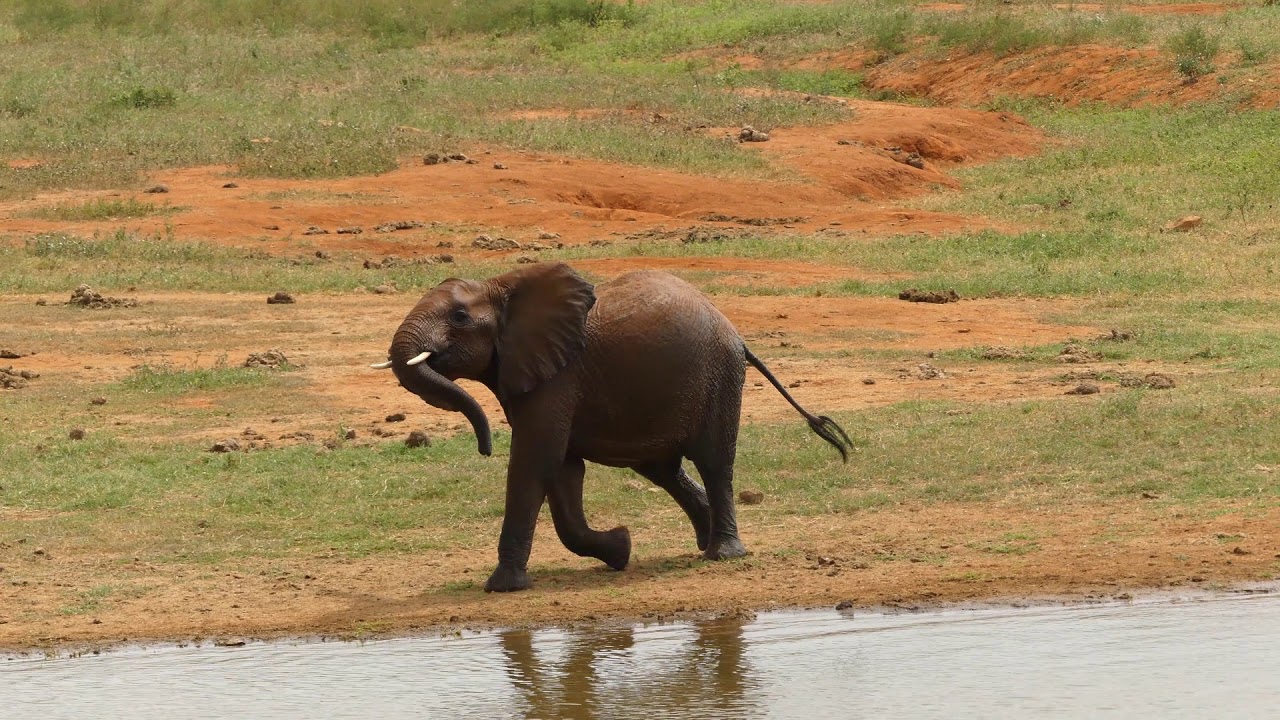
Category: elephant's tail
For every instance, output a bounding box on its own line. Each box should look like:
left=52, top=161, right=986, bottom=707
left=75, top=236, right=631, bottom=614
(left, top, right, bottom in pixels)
left=744, top=347, right=853, bottom=463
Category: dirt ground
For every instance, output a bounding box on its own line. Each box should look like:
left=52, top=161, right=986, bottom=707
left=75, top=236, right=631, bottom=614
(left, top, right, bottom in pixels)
left=0, top=61, right=1274, bottom=651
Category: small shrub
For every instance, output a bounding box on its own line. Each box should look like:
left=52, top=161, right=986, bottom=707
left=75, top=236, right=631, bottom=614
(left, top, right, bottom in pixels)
left=867, top=10, right=914, bottom=57
left=113, top=86, right=176, bottom=109
left=1236, top=38, right=1270, bottom=67
left=1166, top=25, right=1219, bottom=80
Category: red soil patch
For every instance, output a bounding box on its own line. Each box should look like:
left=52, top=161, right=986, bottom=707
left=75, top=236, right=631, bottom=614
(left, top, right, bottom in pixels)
left=864, top=45, right=1280, bottom=108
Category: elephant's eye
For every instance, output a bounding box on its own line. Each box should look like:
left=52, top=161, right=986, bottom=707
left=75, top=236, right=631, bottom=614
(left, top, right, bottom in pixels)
left=448, top=308, right=471, bottom=326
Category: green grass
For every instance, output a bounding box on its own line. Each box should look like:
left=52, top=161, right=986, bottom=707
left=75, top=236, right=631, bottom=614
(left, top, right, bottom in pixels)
left=1, top=375, right=1276, bottom=563
left=0, top=229, right=513, bottom=294
left=3, top=1, right=1276, bottom=200
left=23, top=197, right=175, bottom=221
left=120, top=364, right=286, bottom=395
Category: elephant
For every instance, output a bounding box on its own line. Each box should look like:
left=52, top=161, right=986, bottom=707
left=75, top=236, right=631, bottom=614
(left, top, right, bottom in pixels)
left=371, top=262, right=851, bottom=592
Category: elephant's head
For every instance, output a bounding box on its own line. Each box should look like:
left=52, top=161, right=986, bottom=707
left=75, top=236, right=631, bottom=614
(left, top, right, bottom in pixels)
left=372, top=262, right=596, bottom=456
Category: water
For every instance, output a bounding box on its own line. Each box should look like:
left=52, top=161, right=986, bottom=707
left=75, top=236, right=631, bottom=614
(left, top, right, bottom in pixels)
left=5, top=590, right=1279, bottom=719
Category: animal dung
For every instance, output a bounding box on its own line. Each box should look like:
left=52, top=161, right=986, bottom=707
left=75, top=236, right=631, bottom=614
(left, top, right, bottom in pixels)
left=266, top=291, right=296, bottom=304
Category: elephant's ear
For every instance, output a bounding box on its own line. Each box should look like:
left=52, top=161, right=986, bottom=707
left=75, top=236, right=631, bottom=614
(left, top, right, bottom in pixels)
left=493, top=262, right=596, bottom=398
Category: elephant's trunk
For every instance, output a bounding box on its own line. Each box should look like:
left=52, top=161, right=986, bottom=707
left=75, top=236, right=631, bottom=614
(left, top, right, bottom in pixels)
left=389, top=334, right=493, bottom=457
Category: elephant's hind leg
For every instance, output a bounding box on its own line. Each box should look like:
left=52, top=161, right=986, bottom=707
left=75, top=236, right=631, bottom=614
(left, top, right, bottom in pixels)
left=548, top=457, right=631, bottom=570
left=688, top=389, right=748, bottom=561
left=633, top=460, right=711, bottom=551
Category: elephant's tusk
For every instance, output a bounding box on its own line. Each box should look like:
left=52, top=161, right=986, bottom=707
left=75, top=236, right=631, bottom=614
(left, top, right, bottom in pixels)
left=369, top=360, right=393, bottom=369
left=406, top=351, right=431, bottom=366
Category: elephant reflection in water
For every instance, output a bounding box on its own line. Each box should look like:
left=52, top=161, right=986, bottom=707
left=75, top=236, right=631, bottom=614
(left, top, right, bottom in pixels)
left=498, top=618, right=756, bottom=718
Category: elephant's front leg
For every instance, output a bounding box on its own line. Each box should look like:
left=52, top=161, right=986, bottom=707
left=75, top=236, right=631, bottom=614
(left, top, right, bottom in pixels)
left=548, top=457, right=631, bottom=570
left=484, top=434, right=561, bottom=593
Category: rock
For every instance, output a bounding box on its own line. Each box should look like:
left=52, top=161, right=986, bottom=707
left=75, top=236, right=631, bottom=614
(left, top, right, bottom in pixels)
left=210, top=438, right=241, bottom=453
left=372, top=284, right=397, bottom=295
left=69, top=428, right=86, bottom=440
left=515, top=255, right=537, bottom=264
left=336, top=226, right=362, bottom=235
left=266, top=291, right=296, bottom=304
left=374, top=220, right=424, bottom=233
left=437, top=241, right=454, bottom=248
left=1144, top=373, right=1176, bottom=390
left=314, top=250, right=330, bottom=260
left=263, top=224, right=280, bottom=231
left=537, top=231, right=561, bottom=240
left=447, top=153, right=470, bottom=162
left=738, top=126, right=770, bottom=142
left=862, top=378, right=876, bottom=385
left=738, top=489, right=765, bottom=505
left=835, top=600, right=855, bottom=611
left=143, top=184, right=169, bottom=194
left=1, top=367, right=32, bottom=390
left=899, top=288, right=960, bottom=304
left=472, top=234, right=521, bottom=251
left=904, top=152, right=926, bottom=169
left=916, top=363, right=947, bottom=380
left=90, top=397, right=107, bottom=405
left=243, top=349, right=289, bottom=368
left=405, top=430, right=431, bottom=448
left=1102, top=328, right=1135, bottom=342
left=0, top=349, right=25, bottom=359
left=589, top=239, right=612, bottom=247
left=302, top=226, right=328, bottom=235
left=385, top=413, right=406, bottom=423
left=213, top=639, right=246, bottom=647
left=1165, top=215, right=1203, bottom=232
left=222, top=182, right=239, bottom=189
left=35, top=299, right=46, bottom=306
left=344, top=429, right=357, bottom=440
left=1065, top=383, right=1100, bottom=395
left=493, top=162, right=507, bottom=170
left=423, top=153, right=444, bottom=165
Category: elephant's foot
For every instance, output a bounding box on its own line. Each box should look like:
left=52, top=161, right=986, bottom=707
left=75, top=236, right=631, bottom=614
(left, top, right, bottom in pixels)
left=599, top=526, right=632, bottom=571
left=703, top=535, right=747, bottom=561
left=484, top=564, right=532, bottom=593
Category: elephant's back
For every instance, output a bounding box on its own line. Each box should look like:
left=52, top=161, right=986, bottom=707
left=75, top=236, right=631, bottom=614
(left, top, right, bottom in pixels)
left=589, top=270, right=738, bottom=351
left=573, top=270, right=745, bottom=464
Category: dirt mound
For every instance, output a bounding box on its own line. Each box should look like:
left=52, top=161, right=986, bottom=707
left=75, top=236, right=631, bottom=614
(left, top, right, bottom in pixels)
left=66, top=284, right=136, bottom=309
left=1, top=366, right=39, bottom=389
left=720, top=97, right=1042, bottom=200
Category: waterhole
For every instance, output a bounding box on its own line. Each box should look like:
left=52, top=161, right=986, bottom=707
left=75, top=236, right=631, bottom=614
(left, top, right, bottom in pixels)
left=6, top=589, right=1278, bottom=718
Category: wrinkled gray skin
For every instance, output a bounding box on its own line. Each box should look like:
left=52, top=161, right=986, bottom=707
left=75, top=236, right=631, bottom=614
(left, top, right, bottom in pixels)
left=385, top=263, right=851, bottom=592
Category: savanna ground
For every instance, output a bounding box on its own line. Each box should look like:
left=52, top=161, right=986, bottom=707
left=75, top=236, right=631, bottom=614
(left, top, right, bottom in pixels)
left=2, top=0, right=1279, bottom=652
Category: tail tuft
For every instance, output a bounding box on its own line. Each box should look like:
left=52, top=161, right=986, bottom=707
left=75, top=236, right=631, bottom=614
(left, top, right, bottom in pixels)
left=808, top=414, right=853, bottom=463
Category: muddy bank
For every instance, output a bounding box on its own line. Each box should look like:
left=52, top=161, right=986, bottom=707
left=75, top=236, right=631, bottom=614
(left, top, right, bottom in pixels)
left=2, top=502, right=1276, bottom=652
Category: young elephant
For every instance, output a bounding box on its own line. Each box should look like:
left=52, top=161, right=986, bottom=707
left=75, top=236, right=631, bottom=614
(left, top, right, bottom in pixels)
left=373, top=263, right=851, bottom=592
